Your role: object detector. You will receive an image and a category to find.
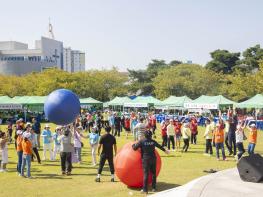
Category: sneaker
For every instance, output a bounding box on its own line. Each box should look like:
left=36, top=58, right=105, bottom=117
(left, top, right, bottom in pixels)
left=140, top=189, right=147, bottom=194
left=66, top=172, right=71, bottom=176
left=62, top=171, right=66, bottom=175
left=217, top=158, right=220, bottom=161
left=95, top=177, right=100, bottom=182
left=111, top=178, right=115, bottom=182
left=223, top=158, right=228, bottom=161
left=27, top=176, right=34, bottom=179
left=152, top=188, right=157, bottom=192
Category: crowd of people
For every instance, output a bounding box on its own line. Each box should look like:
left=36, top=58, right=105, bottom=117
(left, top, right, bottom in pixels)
left=0, top=108, right=260, bottom=194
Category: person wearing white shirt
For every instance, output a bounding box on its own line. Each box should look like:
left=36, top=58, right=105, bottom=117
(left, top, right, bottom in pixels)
left=181, top=123, right=191, bottom=152
left=235, top=121, right=246, bottom=160
left=166, top=119, right=175, bottom=150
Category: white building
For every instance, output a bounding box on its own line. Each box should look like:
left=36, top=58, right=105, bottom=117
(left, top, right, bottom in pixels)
left=63, top=48, right=85, bottom=72
left=0, top=37, right=63, bottom=75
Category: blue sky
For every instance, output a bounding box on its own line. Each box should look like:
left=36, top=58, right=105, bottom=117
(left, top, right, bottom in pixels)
left=1, top=0, right=263, bottom=71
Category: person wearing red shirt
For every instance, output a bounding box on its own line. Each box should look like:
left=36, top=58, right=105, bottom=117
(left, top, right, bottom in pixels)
left=174, top=119, right=182, bottom=150
left=124, top=116, right=131, bottom=139
left=149, top=114, right=157, bottom=138
left=190, top=117, right=198, bottom=144
left=161, top=119, right=169, bottom=147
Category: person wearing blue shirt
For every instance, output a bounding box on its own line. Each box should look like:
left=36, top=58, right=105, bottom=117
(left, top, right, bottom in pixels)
left=89, top=126, right=99, bottom=166
left=41, top=124, right=53, bottom=161
left=52, top=126, right=62, bottom=160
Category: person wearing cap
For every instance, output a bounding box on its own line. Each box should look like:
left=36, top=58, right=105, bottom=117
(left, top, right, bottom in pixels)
left=88, top=126, right=99, bottom=166
left=213, top=122, right=227, bottom=161
left=21, top=132, right=33, bottom=178
left=96, top=126, right=117, bottom=182
left=53, top=126, right=62, bottom=160
left=247, top=124, right=257, bottom=155
left=132, top=130, right=169, bottom=194
left=181, top=123, right=191, bottom=152
left=41, top=124, right=53, bottom=161
left=16, top=130, right=23, bottom=175
left=166, top=119, right=175, bottom=150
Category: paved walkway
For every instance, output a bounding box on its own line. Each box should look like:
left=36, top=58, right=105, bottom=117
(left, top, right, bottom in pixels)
left=150, top=168, right=263, bottom=197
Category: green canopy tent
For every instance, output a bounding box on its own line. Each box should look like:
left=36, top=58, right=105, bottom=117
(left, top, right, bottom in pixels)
left=184, top=95, right=236, bottom=110
left=124, top=96, right=161, bottom=109
left=0, top=96, right=23, bottom=110
left=11, top=96, right=47, bottom=111
left=155, top=95, right=192, bottom=110
left=235, top=94, right=263, bottom=109
left=80, top=97, right=103, bottom=109
left=107, top=96, right=132, bottom=110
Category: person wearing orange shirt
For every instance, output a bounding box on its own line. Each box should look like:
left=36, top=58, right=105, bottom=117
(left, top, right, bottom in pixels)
left=213, top=123, right=227, bottom=161
left=21, top=133, right=33, bottom=178
left=248, top=124, right=257, bottom=155
left=16, top=130, right=23, bottom=176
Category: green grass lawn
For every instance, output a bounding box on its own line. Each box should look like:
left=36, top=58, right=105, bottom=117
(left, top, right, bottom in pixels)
left=0, top=124, right=262, bottom=197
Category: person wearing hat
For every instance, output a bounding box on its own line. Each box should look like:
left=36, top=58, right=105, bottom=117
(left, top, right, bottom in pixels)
left=247, top=124, right=257, bottom=155
left=41, top=124, right=53, bottom=161
left=132, top=130, right=169, bottom=194
left=21, top=132, right=33, bottom=178
left=16, top=130, right=23, bottom=175
left=53, top=126, right=62, bottom=160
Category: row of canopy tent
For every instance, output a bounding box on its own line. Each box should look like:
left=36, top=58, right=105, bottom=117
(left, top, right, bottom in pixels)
left=105, top=94, right=263, bottom=110
left=0, top=96, right=103, bottom=111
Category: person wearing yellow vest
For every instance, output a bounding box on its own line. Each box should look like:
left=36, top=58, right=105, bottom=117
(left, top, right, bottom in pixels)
left=203, top=119, right=214, bottom=156
left=213, top=122, right=227, bottom=161
left=247, top=124, right=257, bottom=155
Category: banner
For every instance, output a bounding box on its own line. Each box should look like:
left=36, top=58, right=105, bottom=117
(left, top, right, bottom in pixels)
left=123, top=103, right=148, bottom=108
left=184, top=103, right=218, bottom=109
left=0, top=104, right=23, bottom=110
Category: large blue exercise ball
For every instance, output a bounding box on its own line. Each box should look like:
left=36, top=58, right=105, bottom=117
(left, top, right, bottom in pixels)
left=44, top=89, right=80, bottom=125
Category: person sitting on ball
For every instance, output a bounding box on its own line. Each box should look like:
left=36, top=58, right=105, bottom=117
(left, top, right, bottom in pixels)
left=132, top=130, right=169, bottom=194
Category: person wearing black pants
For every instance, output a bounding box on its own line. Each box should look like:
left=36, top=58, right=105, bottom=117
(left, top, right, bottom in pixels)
left=205, top=139, right=213, bottom=154
left=132, top=130, right=169, bottom=194
left=204, top=119, right=213, bottom=155
left=182, top=123, right=191, bottom=152
left=58, top=128, right=73, bottom=175
left=167, top=136, right=175, bottom=150
left=96, top=126, right=117, bottom=182
left=60, top=152, right=72, bottom=174
left=114, top=115, right=122, bottom=137
left=32, top=147, right=41, bottom=164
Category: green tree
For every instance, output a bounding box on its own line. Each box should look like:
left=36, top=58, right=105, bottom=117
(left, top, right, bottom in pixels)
left=206, top=49, right=240, bottom=74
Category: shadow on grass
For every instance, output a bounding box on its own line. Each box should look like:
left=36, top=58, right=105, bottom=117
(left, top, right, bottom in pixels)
left=34, top=173, right=72, bottom=180
left=7, top=168, right=42, bottom=173
left=128, top=182, right=180, bottom=192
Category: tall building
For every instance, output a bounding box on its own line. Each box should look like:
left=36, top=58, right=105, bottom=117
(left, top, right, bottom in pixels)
left=0, top=37, right=63, bottom=75
left=63, top=48, right=85, bottom=72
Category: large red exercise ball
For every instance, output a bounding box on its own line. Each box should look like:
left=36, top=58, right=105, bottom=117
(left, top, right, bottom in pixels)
left=114, top=142, right=162, bottom=188
left=44, top=89, right=80, bottom=125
